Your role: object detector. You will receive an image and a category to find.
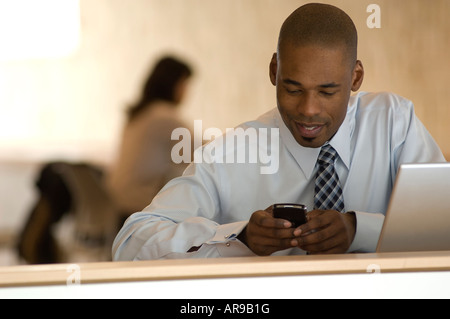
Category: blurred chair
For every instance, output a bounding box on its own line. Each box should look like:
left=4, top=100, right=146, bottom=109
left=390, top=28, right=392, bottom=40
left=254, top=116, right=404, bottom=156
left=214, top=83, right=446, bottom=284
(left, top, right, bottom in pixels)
left=56, top=163, right=117, bottom=263
left=17, top=162, right=117, bottom=264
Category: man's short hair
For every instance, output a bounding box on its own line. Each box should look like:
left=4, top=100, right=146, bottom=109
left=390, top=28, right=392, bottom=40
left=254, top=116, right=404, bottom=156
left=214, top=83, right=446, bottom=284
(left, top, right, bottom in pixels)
left=278, top=3, right=358, bottom=64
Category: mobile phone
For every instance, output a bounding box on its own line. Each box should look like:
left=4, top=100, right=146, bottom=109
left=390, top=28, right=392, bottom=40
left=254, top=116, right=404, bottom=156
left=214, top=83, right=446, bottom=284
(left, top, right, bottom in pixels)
left=273, top=203, right=308, bottom=228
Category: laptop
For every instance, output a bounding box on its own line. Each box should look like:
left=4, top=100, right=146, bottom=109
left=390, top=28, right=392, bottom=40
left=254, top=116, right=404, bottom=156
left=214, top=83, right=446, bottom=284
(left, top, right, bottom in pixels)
left=376, top=163, right=450, bottom=253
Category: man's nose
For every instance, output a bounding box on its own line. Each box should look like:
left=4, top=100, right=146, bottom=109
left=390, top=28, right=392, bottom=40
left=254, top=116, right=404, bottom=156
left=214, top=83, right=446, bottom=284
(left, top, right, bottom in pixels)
left=297, top=92, right=321, bottom=118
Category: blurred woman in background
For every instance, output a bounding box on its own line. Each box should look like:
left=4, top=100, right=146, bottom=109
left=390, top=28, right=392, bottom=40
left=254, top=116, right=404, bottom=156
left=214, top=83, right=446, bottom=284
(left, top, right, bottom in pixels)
left=108, top=56, right=193, bottom=228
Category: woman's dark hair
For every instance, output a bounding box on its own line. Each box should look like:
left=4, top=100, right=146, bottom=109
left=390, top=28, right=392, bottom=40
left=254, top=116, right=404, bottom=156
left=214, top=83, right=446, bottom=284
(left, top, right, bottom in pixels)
left=128, top=56, right=193, bottom=120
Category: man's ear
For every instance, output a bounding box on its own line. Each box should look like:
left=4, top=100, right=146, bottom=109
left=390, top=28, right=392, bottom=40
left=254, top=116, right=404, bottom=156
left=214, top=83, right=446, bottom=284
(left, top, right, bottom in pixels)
left=269, top=53, right=278, bottom=86
left=351, top=60, right=364, bottom=92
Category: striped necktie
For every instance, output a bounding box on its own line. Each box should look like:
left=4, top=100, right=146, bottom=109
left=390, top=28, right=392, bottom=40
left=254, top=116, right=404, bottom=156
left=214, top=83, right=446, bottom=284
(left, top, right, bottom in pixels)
left=314, top=144, right=345, bottom=212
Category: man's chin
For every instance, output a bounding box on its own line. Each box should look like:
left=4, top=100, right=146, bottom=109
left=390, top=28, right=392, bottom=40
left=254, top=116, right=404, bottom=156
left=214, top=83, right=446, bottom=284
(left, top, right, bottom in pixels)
left=295, top=136, right=327, bottom=148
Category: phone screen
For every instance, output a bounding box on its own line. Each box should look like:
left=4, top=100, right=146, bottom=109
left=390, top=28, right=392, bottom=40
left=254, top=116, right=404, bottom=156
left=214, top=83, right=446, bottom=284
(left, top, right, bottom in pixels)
left=273, top=204, right=308, bottom=228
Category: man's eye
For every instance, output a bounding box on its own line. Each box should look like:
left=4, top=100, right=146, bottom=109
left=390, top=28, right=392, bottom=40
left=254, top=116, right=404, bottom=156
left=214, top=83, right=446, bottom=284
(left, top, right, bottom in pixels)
left=286, top=88, right=302, bottom=94
left=320, top=91, right=336, bottom=97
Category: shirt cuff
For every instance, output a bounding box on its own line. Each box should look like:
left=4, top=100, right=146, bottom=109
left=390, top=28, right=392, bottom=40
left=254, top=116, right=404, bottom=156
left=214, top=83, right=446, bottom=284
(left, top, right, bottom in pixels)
left=207, top=221, right=256, bottom=257
left=348, top=211, right=385, bottom=253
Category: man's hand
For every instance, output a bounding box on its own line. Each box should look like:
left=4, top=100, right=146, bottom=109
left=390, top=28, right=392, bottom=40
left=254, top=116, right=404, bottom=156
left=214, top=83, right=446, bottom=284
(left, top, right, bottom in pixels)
left=295, top=210, right=356, bottom=254
left=238, top=206, right=299, bottom=256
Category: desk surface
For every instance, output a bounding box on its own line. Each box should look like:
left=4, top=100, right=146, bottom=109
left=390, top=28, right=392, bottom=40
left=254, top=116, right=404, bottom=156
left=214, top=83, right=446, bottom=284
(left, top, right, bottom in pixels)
left=1, top=250, right=450, bottom=288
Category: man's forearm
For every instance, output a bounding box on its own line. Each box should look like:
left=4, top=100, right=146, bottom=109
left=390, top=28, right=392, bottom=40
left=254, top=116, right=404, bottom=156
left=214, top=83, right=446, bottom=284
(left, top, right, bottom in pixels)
left=347, top=211, right=385, bottom=253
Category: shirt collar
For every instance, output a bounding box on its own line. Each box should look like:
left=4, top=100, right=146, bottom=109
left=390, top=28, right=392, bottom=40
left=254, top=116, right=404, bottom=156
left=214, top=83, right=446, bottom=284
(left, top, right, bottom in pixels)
left=276, top=108, right=353, bottom=179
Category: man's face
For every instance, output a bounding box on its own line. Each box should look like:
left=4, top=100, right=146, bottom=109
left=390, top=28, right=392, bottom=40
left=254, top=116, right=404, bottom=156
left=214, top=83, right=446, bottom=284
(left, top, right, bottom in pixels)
left=270, top=43, right=363, bottom=148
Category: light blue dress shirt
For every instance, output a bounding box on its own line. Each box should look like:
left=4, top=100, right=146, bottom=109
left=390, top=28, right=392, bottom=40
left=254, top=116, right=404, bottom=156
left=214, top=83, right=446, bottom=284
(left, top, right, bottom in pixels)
left=113, top=92, right=446, bottom=261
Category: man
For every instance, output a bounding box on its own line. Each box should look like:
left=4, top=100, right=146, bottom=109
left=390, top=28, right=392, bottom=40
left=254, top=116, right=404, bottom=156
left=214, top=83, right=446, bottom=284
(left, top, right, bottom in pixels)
left=112, top=3, right=445, bottom=260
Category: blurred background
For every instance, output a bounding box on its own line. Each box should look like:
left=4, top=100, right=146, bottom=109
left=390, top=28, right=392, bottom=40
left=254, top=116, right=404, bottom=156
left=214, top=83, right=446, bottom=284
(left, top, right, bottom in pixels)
left=0, top=0, right=449, bottom=266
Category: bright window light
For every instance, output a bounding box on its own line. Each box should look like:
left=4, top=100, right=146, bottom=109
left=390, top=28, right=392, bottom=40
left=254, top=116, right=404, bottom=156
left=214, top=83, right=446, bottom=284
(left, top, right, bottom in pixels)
left=0, top=0, right=80, bottom=60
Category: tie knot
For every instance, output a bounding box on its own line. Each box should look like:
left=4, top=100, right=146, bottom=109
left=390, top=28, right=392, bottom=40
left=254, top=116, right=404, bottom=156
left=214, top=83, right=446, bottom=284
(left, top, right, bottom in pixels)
left=317, top=144, right=337, bottom=166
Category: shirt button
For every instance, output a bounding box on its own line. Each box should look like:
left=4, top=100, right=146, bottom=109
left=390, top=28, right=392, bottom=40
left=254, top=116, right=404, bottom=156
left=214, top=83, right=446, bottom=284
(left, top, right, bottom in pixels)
left=226, top=243, right=231, bottom=247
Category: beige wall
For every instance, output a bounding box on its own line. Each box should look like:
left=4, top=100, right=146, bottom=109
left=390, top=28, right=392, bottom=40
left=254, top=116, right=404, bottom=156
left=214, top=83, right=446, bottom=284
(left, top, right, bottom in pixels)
left=0, top=0, right=449, bottom=165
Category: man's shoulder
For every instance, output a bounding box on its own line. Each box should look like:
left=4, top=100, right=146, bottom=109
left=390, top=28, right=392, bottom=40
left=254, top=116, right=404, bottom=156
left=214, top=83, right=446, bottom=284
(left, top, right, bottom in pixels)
left=239, top=108, right=279, bottom=130
left=348, top=92, right=418, bottom=143
left=350, top=91, right=414, bottom=115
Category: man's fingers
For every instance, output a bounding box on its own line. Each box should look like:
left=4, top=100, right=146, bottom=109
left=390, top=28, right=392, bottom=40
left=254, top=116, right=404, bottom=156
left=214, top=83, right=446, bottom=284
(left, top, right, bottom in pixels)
left=252, top=209, right=292, bottom=229
left=251, top=235, right=298, bottom=251
left=298, top=230, right=340, bottom=253
left=244, top=208, right=300, bottom=256
left=249, top=214, right=296, bottom=240
left=299, top=210, right=329, bottom=235
left=294, top=210, right=357, bottom=254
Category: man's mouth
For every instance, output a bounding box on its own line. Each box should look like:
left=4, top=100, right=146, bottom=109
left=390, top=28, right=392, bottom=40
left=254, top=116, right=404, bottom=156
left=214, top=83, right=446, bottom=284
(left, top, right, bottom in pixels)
left=296, top=122, right=324, bottom=138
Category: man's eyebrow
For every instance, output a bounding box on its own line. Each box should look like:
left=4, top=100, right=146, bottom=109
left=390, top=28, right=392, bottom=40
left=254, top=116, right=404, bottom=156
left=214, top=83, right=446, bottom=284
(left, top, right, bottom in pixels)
left=319, top=82, right=341, bottom=88
left=283, top=78, right=302, bottom=86
left=282, top=79, right=341, bottom=89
